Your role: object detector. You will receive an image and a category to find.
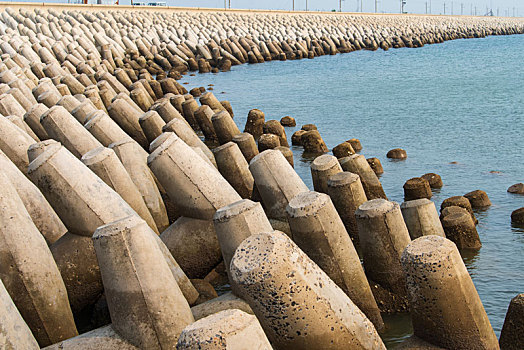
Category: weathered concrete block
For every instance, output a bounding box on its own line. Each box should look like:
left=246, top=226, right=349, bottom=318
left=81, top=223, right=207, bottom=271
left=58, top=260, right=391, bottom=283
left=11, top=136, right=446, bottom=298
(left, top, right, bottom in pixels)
left=401, top=236, right=498, bottom=349
left=230, top=231, right=385, bottom=349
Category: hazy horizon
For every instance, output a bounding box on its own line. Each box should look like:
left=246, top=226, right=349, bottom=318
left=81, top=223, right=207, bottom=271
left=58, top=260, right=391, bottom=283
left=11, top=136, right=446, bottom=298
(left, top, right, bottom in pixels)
left=7, top=0, right=523, bottom=17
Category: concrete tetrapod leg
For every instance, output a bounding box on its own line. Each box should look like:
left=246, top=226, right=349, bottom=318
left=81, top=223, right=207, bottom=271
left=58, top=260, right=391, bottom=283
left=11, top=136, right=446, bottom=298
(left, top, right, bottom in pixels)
left=160, top=217, right=222, bottom=279
left=28, top=143, right=137, bottom=237
left=139, top=110, right=166, bottom=144
left=0, top=115, right=34, bottom=172
left=194, top=105, right=218, bottom=141
left=84, top=110, right=135, bottom=147
left=499, top=294, right=524, bottom=350
left=230, top=231, right=385, bottom=350
left=0, top=172, right=78, bottom=347
left=0, top=149, right=66, bottom=245
left=40, top=105, right=103, bottom=158
left=244, top=109, right=265, bottom=140
left=355, top=199, right=411, bottom=297
left=401, top=236, right=499, bottom=349
left=327, top=172, right=368, bottom=247
left=212, top=110, right=240, bottom=145
left=401, top=198, right=445, bottom=240
left=441, top=209, right=482, bottom=249
left=148, top=133, right=241, bottom=220
left=110, top=139, right=169, bottom=232
left=249, top=149, right=308, bottom=220
left=28, top=144, right=137, bottom=313
left=199, top=91, right=226, bottom=112
left=190, top=292, right=254, bottom=321
left=286, top=191, right=383, bottom=330
left=81, top=147, right=159, bottom=234
left=310, top=154, right=343, bottom=194
left=42, top=325, right=138, bottom=350
left=213, top=199, right=273, bottom=289
left=176, top=309, right=272, bottom=350
left=107, top=98, right=148, bottom=148
left=162, top=117, right=216, bottom=165
left=213, top=142, right=254, bottom=199
left=24, top=103, right=50, bottom=140
left=232, top=132, right=258, bottom=163
left=93, top=215, right=195, bottom=349
left=153, top=234, right=200, bottom=305
left=0, top=279, right=39, bottom=349
left=340, top=154, right=387, bottom=199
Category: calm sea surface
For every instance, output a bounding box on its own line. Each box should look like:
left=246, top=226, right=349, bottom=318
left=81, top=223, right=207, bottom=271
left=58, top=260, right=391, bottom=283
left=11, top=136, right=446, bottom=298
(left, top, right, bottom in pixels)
left=181, top=34, right=524, bottom=347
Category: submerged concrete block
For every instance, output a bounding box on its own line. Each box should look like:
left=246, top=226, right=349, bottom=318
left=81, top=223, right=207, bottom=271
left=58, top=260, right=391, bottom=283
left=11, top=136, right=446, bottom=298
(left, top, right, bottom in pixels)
left=401, top=236, right=499, bottom=349
left=93, top=215, right=194, bottom=348
left=230, top=231, right=385, bottom=350
left=286, top=191, right=383, bottom=330
left=249, top=149, right=308, bottom=220
left=148, top=133, right=241, bottom=220
left=0, top=172, right=78, bottom=347
left=176, top=309, right=272, bottom=350
left=499, top=294, right=524, bottom=350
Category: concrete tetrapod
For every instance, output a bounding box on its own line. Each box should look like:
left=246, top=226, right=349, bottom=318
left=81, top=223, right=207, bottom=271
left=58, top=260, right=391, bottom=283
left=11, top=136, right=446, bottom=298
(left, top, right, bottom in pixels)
left=232, top=132, right=259, bottom=163
left=0, top=114, right=34, bottom=172
left=162, top=117, right=216, bottom=165
left=28, top=144, right=137, bottom=313
left=23, top=103, right=49, bottom=140
left=0, top=172, right=78, bottom=347
left=0, top=149, right=66, bottom=245
left=190, top=292, right=254, bottom=321
left=176, top=309, right=272, bottom=350
left=499, top=294, right=524, bottom=350
left=0, top=279, right=39, bottom=350
left=230, top=231, right=385, bottom=350
left=401, top=236, right=499, bottom=349
left=161, top=217, right=222, bottom=279
left=213, top=199, right=273, bottom=286
left=40, top=105, right=103, bottom=158
left=355, top=199, right=411, bottom=297
left=107, top=97, right=148, bottom=148
left=81, top=146, right=159, bottom=234
left=84, top=110, right=135, bottom=147
left=110, top=139, right=169, bottom=232
left=249, top=149, right=308, bottom=220
left=93, top=215, right=195, bottom=349
left=213, top=142, right=254, bottom=199
left=310, top=154, right=343, bottom=194
left=148, top=133, right=241, bottom=220
left=340, top=154, right=387, bottom=199
left=286, top=191, right=383, bottom=330
left=42, top=325, right=138, bottom=350
left=326, top=171, right=368, bottom=246
left=400, top=198, right=445, bottom=240
left=212, top=110, right=240, bottom=145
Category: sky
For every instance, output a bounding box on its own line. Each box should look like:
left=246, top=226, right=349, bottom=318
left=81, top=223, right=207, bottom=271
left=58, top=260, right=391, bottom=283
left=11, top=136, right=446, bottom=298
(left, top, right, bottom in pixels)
left=11, top=0, right=523, bottom=16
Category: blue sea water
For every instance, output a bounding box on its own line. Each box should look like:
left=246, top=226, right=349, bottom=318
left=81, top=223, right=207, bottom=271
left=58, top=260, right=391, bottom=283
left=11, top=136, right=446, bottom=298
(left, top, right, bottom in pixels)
left=181, top=34, right=524, bottom=347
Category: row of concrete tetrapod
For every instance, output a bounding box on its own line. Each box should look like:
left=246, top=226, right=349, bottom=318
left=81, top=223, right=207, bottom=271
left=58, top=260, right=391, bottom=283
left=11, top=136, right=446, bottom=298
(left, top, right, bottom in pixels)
left=0, top=30, right=521, bottom=349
